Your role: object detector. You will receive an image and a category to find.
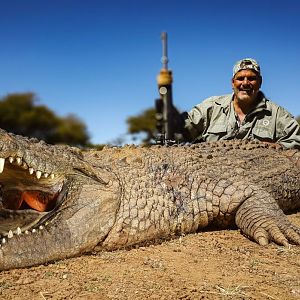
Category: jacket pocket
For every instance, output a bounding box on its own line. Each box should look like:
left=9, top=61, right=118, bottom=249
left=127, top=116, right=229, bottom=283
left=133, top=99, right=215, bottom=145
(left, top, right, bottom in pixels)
left=252, top=126, right=274, bottom=140
left=207, top=124, right=227, bottom=134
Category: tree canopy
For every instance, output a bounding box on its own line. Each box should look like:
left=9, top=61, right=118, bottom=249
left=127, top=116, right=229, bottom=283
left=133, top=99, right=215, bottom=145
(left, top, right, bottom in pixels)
left=126, top=107, right=156, bottom=144
left=0, top=93, right=90, bottom=146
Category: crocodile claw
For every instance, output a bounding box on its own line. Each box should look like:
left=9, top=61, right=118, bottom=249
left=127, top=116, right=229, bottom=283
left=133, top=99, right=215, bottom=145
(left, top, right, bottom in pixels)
left=235, top=190, right=300, bottom=247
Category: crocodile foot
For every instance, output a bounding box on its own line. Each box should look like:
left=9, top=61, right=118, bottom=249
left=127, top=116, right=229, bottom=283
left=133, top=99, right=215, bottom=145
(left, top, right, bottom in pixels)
left=235, top=191, right=300, bottom=246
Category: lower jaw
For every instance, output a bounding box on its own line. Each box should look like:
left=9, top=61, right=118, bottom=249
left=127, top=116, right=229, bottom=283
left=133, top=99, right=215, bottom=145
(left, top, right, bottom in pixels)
left=236, top=93, right=254, bottom=102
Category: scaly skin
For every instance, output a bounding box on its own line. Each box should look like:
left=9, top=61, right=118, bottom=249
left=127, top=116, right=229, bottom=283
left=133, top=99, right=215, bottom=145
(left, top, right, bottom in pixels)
left=0, top=128, right=299, bottom=270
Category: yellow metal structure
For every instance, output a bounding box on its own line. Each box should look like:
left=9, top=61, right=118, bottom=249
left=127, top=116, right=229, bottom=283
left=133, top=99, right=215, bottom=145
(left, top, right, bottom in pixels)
left=157, top=69, right=173, bottom=86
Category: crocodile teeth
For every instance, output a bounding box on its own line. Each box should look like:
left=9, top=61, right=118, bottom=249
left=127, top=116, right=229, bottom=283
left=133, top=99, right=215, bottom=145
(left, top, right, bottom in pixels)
left=0, top=158, right=5, bottom=173
left=50, top=174, right=55, bottom=179
left=16, top=227, right=22, bottom=235
left=16, top=157, right=22, bottom=165
left=44, top=173, right=49, bottom=178
left=8, top=230, right=13, bottom=238
left=9, top=156, right=14, bottom=163
left=2, top=238, right=6, bottom=244
left=36, top=171, right=42, bottom=179
left=39, top=225, right=44, bottom=230
left=32, top=229, right=36, bottom=233
left=25, top=230, right=29, bottom=234
left=29, top=167, right=34, bottom=175
left=22, top=162, right=28, bottom=169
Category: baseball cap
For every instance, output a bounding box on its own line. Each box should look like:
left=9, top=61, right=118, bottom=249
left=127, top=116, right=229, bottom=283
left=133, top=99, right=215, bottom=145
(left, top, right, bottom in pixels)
left=233, top=58, right=261, bottom=77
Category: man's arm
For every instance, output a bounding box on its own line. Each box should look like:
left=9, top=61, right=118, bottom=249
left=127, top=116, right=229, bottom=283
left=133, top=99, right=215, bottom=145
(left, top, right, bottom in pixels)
left=182, top=105, right=208, bottom=142
left=276, top=107, right=300, bottom=149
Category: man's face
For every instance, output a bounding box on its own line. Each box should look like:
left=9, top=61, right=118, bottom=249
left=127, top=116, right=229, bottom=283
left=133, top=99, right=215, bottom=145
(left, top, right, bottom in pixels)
left=232, top=69, right=262, bottom=104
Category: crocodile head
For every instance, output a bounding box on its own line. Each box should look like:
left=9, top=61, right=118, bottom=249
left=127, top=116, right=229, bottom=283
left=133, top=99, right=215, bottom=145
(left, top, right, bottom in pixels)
left=0, top=132, right=68, bottom=233
left=0, top=128, right=119, bottom=270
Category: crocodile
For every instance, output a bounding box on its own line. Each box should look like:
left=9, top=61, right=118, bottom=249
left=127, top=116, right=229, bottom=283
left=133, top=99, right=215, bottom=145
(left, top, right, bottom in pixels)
left=0, top=128, right=299, bottom=270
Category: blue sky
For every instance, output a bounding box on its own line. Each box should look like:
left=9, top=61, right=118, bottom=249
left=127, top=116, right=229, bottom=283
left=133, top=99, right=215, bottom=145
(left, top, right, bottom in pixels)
left=1, top=0, right=299, bottom=144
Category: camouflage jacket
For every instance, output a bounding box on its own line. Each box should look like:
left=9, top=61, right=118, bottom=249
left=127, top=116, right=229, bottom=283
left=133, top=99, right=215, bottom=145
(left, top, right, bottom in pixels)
left=184, top=92, right=300, bottom=149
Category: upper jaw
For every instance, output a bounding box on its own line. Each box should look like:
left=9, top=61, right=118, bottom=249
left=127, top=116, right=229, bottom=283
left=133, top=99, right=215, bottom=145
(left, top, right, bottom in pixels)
left=0, top=156, right=56, bottom=180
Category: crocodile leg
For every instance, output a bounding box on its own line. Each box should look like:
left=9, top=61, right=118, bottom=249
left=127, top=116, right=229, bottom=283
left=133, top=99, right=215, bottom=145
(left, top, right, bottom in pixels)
left=235, top=189, right=300, bottom=246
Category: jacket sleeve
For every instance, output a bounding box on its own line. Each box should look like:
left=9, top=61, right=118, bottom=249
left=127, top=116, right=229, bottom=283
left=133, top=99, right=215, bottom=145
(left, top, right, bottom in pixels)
left=275, top=107, right=300, bottom=149
left=183, top=98, right=216, bottom=142
left=183, top=106, right=206, bottom=142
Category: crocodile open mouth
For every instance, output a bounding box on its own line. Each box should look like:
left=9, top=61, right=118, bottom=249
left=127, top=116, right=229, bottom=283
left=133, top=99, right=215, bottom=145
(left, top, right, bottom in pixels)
left=0, top=156, right=65, bottom=238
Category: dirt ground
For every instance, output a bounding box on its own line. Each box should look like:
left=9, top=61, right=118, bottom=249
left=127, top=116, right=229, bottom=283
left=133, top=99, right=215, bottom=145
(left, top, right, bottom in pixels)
left=0, top=213, right=299, bottom=300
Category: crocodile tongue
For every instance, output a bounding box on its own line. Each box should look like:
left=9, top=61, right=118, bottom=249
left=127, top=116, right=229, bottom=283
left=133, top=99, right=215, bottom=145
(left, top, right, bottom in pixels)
left=22, top=191, right=58, bottom=212
left=2, top=190, right=58, bottom=212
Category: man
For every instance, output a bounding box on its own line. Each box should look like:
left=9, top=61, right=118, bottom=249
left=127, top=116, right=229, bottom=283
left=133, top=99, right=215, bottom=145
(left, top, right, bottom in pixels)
left=183, top=58, right=300, bottom=149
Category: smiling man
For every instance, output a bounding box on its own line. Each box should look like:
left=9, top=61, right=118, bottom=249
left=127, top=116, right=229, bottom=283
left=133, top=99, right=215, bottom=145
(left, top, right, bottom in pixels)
left=182, top=58, right=300, bottom=149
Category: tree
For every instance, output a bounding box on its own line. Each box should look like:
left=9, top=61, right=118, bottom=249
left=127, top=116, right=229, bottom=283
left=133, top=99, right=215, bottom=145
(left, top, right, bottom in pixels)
left=126, top=108, right=156, bottom=144
left=53, top=114, right=90, bottom=146
left=0, top=93, right=90, bottom=146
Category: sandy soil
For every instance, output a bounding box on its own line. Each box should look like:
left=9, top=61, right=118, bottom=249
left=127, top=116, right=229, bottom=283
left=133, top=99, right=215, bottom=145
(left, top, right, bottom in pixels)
left=0, top=213, right=299, bottom=300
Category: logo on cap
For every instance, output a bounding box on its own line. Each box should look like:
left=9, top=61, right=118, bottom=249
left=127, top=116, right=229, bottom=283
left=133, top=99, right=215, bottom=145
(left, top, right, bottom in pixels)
left=233, top=58, right=261, bottom=77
